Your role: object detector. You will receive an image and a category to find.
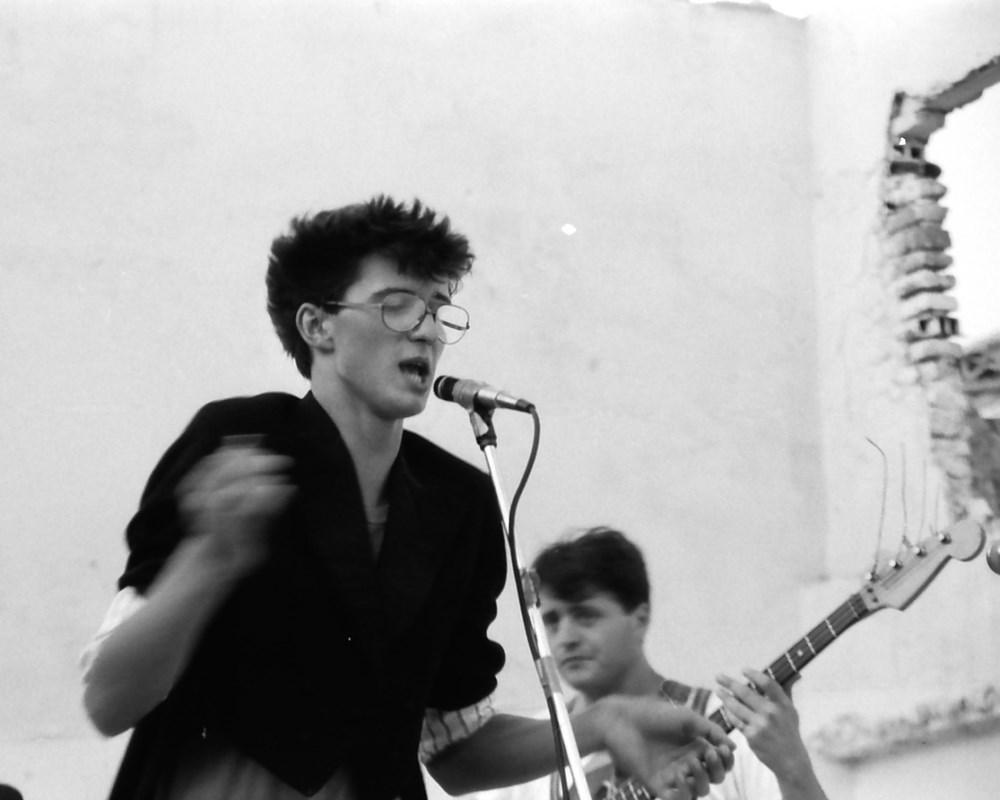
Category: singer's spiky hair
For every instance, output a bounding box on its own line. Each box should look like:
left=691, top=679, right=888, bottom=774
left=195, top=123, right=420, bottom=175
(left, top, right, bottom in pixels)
left=533, top=527, right=651, bottom=612
left=266, top=195, right=475, bottom=378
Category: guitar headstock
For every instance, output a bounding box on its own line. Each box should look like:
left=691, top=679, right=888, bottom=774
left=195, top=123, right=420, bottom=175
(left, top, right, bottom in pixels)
left=857, top=519, right=985, bottom=613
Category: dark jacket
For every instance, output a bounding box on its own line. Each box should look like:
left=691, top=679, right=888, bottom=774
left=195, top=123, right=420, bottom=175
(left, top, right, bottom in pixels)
left=109, top=392, right=507, bottom=799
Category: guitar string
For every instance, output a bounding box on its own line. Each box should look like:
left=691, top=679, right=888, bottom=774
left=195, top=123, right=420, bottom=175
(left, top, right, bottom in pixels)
left=609, top=531, right=950, bottom=800
left=865, top=436, right=888, bottom=580
left=608, top=597, right=868, bottom=800
left=609, top=603, right=865, bottom=800
left=900, top=443, right=911, bottom=549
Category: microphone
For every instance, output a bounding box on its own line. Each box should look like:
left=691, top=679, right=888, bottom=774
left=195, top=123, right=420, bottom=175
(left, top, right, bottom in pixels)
left=434, top=375, right=535, bottom=413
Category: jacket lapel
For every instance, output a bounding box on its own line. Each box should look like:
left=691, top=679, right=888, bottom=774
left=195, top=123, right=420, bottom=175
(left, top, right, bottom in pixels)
left=375, top=448, right=459, bottom=643
left=289, top=395, right=460, bottom=653
left=289, top=395, right=389, bottom=659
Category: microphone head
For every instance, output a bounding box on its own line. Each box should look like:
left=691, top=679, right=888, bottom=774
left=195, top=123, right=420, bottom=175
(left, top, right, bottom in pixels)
left=433, top=375, right=459, bottom=401
left=433, top=374, right=534, bottom=413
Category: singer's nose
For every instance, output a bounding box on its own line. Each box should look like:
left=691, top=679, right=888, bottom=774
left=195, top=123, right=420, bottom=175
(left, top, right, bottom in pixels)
left=409, top=311, right=438, bottom=343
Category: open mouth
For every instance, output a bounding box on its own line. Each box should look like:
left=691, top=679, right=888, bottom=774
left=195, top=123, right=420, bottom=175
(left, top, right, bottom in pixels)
left=399, top=358, right=431, bottom=385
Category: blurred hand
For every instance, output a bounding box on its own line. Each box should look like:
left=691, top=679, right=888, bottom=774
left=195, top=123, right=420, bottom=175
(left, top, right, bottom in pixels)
left=176, top=435, right=296, bottom=579
left=599, top=696, right=735, bottom=800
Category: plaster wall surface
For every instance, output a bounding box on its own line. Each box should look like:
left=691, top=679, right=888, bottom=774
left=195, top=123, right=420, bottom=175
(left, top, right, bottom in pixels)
left=1, top=3, right=815, bottom=797
left=9, top=2, right=995, bottom=799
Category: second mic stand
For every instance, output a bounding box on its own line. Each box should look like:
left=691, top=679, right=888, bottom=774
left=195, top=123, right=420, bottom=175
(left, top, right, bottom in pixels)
left=467, top=406, right=592, bottom=800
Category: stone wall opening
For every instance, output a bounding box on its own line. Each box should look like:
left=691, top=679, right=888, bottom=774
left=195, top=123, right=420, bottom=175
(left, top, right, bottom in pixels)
left=882, top=55, right=1000, bottom=524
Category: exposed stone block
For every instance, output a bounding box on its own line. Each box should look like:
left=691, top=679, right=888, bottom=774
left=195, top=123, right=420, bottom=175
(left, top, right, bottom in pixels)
left=883, top=174, right=947, bottom=206
left=924, top=55, right=1000, bottom=113
left=888, top=158, right=942, bottom=179
left=960, top=346, right=1000, bottom=389
left=926, top=384, right=972, bottom=444
left=899, top=292, right=958, bottom=321
left=886, top=250, right=953, bottom=276
left=934, top=449, right=973, bottom=481
left=929, top=409, right=967, bottom=439
left=892, top=270, right=956, bottom=299
left=884, top=206, right=918, bottom=233
left=884, top=224, right=952, bottom=256
left=928, top=385, right=970, bottom=428
left=927, top=380, right=970, bottom=411
left=896, top=314, right=959, bottom=342
left=889, top=97, right=947, bottom=142
left=908, top=338, right=963, bottom=362
left=969, top=417, right=1000, bottom=517
left=932, top=450, right=972, bottom=481
left=915, top=360, right=962, bottom=384
left=884, top=201, right=948, bottom=234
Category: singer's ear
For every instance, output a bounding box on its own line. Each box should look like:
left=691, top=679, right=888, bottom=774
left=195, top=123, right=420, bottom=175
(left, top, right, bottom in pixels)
left=295, top=303, right=335, bottom=350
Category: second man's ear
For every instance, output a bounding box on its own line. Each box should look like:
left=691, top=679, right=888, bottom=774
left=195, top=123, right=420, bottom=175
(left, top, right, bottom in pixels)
left=633, top=602, right=651, bottom=633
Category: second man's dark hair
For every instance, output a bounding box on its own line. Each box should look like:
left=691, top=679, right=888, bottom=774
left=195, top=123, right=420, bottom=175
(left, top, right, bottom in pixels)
left=532, top=526, right=650, bottom=611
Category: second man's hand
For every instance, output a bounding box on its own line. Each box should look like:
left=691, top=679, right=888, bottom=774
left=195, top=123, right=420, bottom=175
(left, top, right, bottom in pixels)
left=715, top=668, right=829, bottom=800
left=595, top=695, right=736, bottom=800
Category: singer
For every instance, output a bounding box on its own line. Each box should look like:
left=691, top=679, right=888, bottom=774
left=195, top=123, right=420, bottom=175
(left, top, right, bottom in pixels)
left=81, top=196, right=733, bottom=800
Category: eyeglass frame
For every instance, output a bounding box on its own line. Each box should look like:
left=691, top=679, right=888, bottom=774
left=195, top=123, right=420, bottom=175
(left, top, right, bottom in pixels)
left=321, top=291, right=471, bottom=344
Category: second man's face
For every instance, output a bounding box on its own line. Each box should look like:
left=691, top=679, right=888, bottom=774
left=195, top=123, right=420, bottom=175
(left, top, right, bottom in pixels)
left=539, top=588, right=649, bottom=699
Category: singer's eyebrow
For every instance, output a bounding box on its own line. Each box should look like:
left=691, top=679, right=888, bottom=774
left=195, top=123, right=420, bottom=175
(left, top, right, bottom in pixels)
left=422, top=286, right=453, bottom=305
left=366, top=287, right=453, bottom=305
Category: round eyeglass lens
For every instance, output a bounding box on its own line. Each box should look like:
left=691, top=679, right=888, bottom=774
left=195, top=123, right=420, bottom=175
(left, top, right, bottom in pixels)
left=381, top=293, right=424, bottom=332
left=435, top=304, right=470, bottom=343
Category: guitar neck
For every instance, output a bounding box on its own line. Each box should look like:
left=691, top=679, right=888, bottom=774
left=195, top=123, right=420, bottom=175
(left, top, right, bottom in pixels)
left=606, top=520, right=984, bottom=800
left=709, top=589, right=874, bottom=731
left=608, top=591, right=876, bottom=800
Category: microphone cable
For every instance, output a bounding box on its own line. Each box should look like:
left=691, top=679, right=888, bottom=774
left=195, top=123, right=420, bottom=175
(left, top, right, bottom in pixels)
left=502, top=408, right=577, bottom=800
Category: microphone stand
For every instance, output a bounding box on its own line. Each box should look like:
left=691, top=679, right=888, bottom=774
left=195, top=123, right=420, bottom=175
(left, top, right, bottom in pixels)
left=466, top=406, right=592, bottom=800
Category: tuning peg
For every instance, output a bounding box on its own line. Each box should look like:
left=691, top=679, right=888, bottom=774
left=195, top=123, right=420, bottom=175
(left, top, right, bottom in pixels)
left=970, top=500, right=1000, bottom=574
left=986, top=536, right=1000, bottom=575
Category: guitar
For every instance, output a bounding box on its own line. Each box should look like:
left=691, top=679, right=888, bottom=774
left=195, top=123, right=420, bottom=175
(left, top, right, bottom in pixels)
left=603, top=518, right=986, bottom=800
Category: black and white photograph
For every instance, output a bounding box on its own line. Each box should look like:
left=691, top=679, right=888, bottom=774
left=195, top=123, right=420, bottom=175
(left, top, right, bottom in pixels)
left=2, top=2, right=999, bottom=799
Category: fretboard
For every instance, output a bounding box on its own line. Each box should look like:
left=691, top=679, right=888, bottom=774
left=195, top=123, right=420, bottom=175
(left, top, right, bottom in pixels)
left=607, top=591, right=873, bottom=800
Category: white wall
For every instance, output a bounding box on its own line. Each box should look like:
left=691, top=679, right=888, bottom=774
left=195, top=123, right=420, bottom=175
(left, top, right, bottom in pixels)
left=1, top=2, right=818, bottom=796
left=5, top=1, right=995, bottom=798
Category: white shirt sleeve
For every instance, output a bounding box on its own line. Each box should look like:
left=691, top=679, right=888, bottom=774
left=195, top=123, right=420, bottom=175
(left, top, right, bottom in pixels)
left=79, top=586, right=148, bottom=682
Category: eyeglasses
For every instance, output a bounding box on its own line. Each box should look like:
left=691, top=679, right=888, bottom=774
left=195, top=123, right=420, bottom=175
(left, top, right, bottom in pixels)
left=323, top=291, right=470, bottom=345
